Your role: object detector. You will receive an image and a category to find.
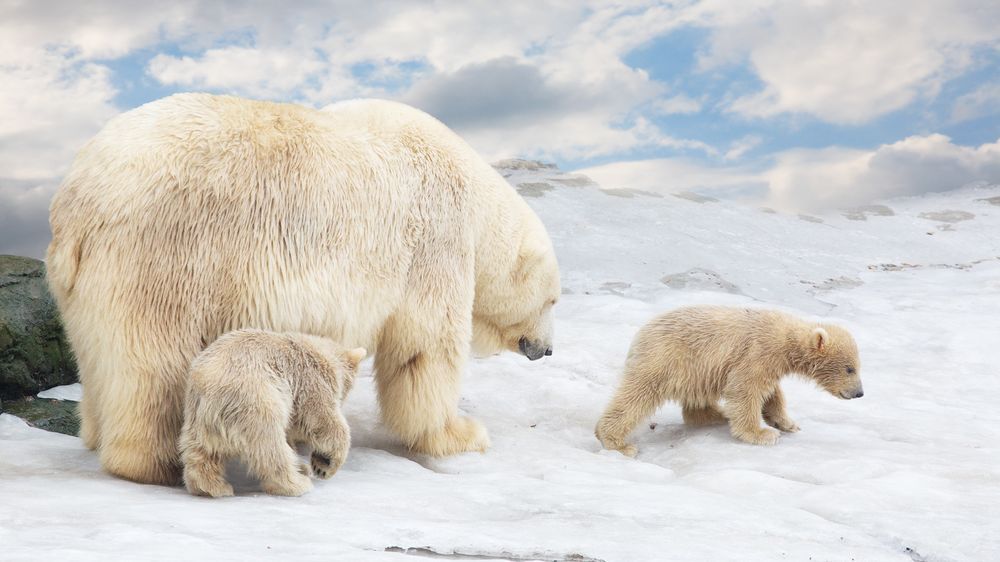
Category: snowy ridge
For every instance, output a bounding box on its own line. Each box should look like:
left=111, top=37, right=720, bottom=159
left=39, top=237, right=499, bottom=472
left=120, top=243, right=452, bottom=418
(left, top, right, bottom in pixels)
left=2, top=162, right=999, bottom=561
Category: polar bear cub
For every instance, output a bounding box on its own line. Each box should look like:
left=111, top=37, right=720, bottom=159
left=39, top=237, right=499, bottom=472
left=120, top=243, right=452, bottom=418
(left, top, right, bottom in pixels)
left=179, top=329, right=366, bottom=497
left=596, top=306, right=863, bottom=456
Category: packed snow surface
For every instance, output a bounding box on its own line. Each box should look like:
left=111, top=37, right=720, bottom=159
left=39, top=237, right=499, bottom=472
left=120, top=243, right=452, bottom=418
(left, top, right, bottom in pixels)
left=3, top=164, right=999, bottom=561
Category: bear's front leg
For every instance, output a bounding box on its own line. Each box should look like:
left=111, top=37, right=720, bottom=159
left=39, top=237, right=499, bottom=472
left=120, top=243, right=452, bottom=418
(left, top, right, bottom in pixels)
left=375, top=336, right=490, bottom=456
left=762, top=387, right=800, bottom=433
left=375, top=347, right=490, bottom=456
left=724, top=376, right=780, bottom=446
left=375, top=260, right=490, bottom=457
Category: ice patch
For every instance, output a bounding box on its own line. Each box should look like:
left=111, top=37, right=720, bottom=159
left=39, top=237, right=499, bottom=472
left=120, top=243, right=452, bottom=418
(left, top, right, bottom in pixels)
left=36, top=383, right=82, bottom=401
left=600, top=188, right=662, bottom=198
left=918, top=210, right=975, bottom=223
left=661, top=268, right=742, bottom=294
left=842, top=205, right=895, bottom=220
left=671, top=191, right=718, bottom=204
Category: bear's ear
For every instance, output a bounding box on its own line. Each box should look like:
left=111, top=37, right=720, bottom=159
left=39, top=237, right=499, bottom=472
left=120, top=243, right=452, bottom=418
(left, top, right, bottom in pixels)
left=345, top=347, right=367, bottom=367
left=811, top=328, right=829, bottom=353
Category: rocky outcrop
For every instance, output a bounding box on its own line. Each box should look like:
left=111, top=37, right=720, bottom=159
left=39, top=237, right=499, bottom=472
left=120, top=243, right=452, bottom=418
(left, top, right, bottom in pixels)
left=1, top=396, right=79, bottom=436
left=0, top=255, right=77, bottom=399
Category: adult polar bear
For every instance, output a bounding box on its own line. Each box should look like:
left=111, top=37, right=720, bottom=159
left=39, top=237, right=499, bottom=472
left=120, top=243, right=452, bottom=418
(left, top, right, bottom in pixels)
left=47, top=93, right=560, bottom=485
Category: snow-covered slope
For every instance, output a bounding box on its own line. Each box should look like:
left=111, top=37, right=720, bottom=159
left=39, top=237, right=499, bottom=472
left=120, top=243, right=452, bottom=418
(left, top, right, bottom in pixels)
left=3, top=162, right=999, bottom=561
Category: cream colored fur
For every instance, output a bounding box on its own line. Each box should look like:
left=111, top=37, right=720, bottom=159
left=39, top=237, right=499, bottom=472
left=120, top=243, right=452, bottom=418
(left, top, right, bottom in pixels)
left=46, top=93, right=560, bottom=485
left=595, top=306, right=863, bottom=456
left=179, top=329, right=363, bottom=497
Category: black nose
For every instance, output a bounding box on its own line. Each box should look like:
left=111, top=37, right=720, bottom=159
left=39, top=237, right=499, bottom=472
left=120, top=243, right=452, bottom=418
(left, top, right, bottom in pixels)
left=544, top=347, right=552, bottom=356
left=854, top=390, right=864, bottom=398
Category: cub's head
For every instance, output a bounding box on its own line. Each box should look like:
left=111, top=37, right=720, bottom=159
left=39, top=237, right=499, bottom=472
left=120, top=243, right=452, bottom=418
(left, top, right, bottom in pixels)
left=802, top=325, right=863, bottom=399
left=472, top=228, right=560, bottom=361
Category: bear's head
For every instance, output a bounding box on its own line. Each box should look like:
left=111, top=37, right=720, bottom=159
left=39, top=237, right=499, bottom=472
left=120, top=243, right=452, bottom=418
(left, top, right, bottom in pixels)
left=472, top=228, right=560, bottom=361
left=801, top=325, right=863, bottom=399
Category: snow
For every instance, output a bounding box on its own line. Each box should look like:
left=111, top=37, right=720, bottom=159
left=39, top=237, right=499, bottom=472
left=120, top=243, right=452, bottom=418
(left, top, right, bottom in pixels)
left=36, top=383, right=82, bottom=401
left=3, top=165, right=1000, bottom=561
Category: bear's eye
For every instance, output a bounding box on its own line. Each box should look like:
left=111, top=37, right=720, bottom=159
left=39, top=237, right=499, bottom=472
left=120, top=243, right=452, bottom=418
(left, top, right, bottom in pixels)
left=846, top=366, right=855, bottom=375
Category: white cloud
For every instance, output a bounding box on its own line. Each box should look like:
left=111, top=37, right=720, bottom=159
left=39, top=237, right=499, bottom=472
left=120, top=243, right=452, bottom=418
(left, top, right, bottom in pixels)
left=2, top=0, right=999, bottom=257
left=149, top=47, right=326, bottom=98
left=390, top=2, right=719, bottom=160
left=724, top=135, right=762, bottom=161
left=652, top=94, right=702, bottom=115
left=577, top=134, right=1000, bottom=210
left=694, top=0, right=1000, bottom=124
left=767, top=134, right=1000, bottom=209
left=0, top=180, right=60, bottom=258
left=951, top=82, right=1000, bottom=123
left=130, top=1, right=712, bottom=160
left=577, top=156, right=766, bottom=200
left=0, top=54, right=117, bottom=257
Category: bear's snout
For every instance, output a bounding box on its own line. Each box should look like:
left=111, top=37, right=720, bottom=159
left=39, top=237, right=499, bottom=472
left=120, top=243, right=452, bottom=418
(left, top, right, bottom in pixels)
left=519, top=337, right=551, bottom=361
left=839, top=385, right=864, bottom=399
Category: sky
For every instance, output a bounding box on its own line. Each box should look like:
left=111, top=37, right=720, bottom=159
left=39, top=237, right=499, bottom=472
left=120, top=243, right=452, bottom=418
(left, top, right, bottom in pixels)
left=2, top=0, right=1000, bottom=257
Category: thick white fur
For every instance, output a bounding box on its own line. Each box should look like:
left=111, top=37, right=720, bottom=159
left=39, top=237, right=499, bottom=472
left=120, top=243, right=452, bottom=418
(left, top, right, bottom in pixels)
left=47, top=93, right=560, bottom=484
left=179, top=329, right=363, bottom=497
left=595, top=306, right=863, bottom=456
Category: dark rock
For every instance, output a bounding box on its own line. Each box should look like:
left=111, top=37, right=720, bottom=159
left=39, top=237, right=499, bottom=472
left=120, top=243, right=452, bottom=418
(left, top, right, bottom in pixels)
left=0, top=255, right=77, bottom=399
left=516, top=182, right=555, bottom=197
left=491, top=158, right=558, bottom=172
left=1, top=396, right=79, bottom=436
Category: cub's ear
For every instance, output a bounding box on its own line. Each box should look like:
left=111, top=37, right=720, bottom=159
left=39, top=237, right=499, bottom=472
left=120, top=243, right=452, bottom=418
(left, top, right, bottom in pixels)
left=811, top=328, right=829, bottom=352
left=345, top=347, right=367, bottom=367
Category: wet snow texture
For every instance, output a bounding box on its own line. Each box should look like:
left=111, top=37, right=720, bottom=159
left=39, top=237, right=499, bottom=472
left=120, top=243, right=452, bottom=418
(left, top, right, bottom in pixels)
left=3, top=166, right=999, bottom=561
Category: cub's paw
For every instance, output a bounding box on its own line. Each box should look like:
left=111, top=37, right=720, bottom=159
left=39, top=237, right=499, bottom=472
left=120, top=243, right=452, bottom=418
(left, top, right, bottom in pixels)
left=765, top=417, right=801, bottom=433
left=310, top=451, right=344, bottom=480
left=616, top=444, right=638, bottom=458
left=596, top=434, right=638, bottom=458
left=775, top=419, right=801, bottom=433
left=262, top=473, right=313, bottom=497
left=186, top=478, right=235, bottom=498
left=736, top=427, right=781, bottom=446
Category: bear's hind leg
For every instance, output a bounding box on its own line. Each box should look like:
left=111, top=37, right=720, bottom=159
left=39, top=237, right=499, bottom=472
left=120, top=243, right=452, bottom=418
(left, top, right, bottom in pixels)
left=180, top=442, right=233, bottom=498
left=595, top=366, right=669, bottom=457
left=244, top=423, right=313, bottom=497
left=98, top=359, right=185, bottom=485
left=71, top=337, right=110, bottom=450
left=78, top=381, right=102, bottom=450
left=682, top=402, right=728, bottom=426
